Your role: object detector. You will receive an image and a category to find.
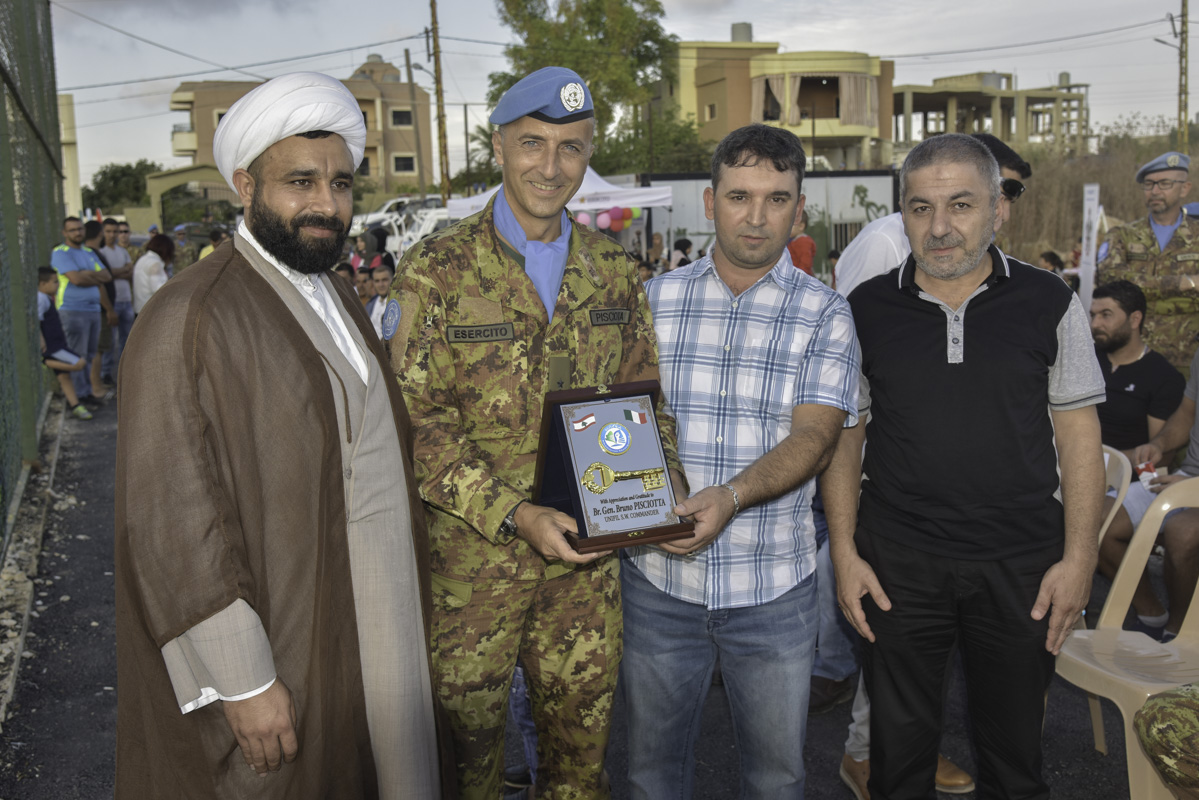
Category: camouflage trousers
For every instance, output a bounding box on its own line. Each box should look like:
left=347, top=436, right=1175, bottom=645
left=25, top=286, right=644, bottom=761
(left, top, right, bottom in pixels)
left=1135, top=683, right=1199, bottom=799
left=430, top=558, right=621, bottom=800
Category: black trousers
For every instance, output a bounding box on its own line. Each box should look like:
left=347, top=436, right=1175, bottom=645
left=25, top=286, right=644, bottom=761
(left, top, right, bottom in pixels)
left=858, top=527, right=1061, bottom=800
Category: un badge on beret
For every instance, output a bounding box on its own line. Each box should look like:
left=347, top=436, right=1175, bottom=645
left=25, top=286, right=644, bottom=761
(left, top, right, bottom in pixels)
left=561, top=82, right=586, bottom=112
left=382, top=298, right=401, bottom=341
left=1169, top=154, right=1182, bottom=168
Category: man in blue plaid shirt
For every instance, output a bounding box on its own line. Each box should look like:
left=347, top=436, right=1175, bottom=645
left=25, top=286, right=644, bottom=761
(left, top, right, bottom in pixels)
left=621, top=123, right=860, bottom=799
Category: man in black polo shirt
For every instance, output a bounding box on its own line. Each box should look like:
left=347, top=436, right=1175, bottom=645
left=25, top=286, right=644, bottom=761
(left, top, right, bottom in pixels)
left=824, top=133, right=1105, bottom=799
left=1092, top=280, right=1185, bottom=641
left=1093, top=280, right=1185, bottom=463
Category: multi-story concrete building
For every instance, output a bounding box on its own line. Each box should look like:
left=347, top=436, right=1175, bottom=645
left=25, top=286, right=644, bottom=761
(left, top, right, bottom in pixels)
left=169, top=54, right=433, bottom=194
left=893, top=71, right=1091, bottom=154
left=58, top=94, right=83, bottom=217
left=648, top=23, right=895, bottom=170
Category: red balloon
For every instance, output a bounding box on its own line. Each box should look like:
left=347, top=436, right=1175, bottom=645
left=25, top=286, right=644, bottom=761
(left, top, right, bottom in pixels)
left=610, top=218, right=625, bottom=233
left=622, top=207, right=633, bottom=220
left=609, top=206, right=623, bottom=219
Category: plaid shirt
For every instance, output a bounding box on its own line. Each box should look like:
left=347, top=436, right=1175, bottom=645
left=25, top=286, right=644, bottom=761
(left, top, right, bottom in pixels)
left=625, top=251, right=860, bottom=609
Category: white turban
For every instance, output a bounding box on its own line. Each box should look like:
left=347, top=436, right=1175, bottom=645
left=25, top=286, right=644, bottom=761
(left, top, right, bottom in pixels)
left=213, top=72, right=367, bottom=192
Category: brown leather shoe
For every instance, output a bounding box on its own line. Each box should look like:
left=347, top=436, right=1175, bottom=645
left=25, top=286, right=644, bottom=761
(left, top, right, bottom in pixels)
left=935, top=753, right=976, bottom=794
left=809, top=674, right=856, bottom=714
left=839, top=753, right=870, bottom=800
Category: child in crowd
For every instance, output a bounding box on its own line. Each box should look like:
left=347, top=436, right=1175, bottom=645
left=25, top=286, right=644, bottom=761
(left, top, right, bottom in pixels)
left=37, top=266, right=92, bottom=420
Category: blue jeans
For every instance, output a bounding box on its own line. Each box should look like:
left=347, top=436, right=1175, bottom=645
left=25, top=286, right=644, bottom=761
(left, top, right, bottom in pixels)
left=59, top=309, right=100, bottom=399
left=102, top=301, right=134, bottom=380
left=812, top=482, right=860, bottom=681
left=621, top=563, right=819, bottom=799
left=508, top=662, right=538, bottom=784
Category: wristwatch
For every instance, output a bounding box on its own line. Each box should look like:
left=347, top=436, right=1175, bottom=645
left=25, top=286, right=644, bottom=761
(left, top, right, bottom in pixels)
left=498, top=500, right=526, bottom=539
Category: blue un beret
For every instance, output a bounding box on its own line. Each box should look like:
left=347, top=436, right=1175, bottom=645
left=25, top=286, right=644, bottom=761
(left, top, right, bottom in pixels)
left=1137, top=151, right=1190, bottom=183
left=489, top=66, right=594, bottom=126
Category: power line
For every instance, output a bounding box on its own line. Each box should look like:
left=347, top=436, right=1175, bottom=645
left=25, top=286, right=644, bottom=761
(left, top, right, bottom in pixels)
left=50, top=0, right=267, bottom=82
left=74, top=89, right=174, bottom=106
left=60, top=32, right=426, bottom=91
left=75, top=109, right=178, bottom=130
left=880, top=18, right=1164, bottom=58
left=437, top=19, right=1164, bottom=62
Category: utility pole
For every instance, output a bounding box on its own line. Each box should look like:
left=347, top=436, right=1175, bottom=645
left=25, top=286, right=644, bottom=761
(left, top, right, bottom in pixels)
left=427, top=9, right=451, bottom=204
left=464, top=103, right=471, bottom=195
left=404, top=49, right=426, bottom=201
left=1160, top=5, right=1191, bottom=151
left=1183, top=0, right=1190, bottom=152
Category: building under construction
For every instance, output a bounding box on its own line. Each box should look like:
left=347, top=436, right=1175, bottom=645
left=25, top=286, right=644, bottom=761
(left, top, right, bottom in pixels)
left=893, top=71, right=1091, bottom=154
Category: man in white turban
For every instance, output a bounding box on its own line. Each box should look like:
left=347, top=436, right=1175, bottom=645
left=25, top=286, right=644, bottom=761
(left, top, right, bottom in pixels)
left=114, top=72, right=452, bottom=799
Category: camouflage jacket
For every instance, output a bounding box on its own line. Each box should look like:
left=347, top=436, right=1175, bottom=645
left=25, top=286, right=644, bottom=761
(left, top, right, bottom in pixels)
left=392, top=199, right=682, bottom=582
left=122, top=244, right=145, bottom=265
left=172, top=243, right=199, bottom=275
left=1099, top=214, right=1199, bottom=370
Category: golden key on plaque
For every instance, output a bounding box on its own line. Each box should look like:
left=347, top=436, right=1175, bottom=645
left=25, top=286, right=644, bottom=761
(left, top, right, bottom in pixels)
left=581, top=462, right=666, bottom=494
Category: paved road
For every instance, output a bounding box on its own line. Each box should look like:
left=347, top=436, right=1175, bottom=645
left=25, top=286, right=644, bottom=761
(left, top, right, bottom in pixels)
left=0, top=398, right=117, bottom=799
left=0, top=397, right=1142, bottom=798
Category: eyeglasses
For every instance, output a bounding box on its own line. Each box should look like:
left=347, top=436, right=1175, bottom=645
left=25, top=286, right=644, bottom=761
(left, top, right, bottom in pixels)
left=118, top=228, right=130, bottom=234
left=1001, top=178, right=1025, bottom=202
left=1143, top=178, right=1185, bottom=191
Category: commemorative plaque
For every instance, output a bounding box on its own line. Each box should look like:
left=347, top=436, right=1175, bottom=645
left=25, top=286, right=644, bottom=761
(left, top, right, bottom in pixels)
left=533, top=380, right=694, bottom=553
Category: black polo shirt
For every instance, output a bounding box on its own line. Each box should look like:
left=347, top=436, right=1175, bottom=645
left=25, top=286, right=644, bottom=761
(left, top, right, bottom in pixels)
left=1096, top=348, right=1184, bottom=452
left=849, top=247, right=1105, bottom=559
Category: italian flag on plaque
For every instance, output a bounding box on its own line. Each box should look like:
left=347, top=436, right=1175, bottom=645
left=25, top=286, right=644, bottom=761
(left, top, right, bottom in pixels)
left=624, top=409, right=649, bottom=425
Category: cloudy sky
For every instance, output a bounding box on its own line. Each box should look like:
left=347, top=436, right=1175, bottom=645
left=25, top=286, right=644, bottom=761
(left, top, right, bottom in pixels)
left=51, top=0, right=1182, bottom=188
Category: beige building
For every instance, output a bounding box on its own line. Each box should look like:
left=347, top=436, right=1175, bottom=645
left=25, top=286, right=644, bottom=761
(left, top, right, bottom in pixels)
left=893, top=71, right=1090, bottom=153
left=649, top=23, right=895, bottom=169
left=169, top=55, right=433, bottom=195
left=58, top=94, right=83, bottom=217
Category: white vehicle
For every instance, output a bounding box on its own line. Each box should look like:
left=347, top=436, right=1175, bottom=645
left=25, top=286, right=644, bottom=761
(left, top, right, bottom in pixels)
left=396, top=208, right=450, bottom=257
left=349, top=195, right=441, bottom=237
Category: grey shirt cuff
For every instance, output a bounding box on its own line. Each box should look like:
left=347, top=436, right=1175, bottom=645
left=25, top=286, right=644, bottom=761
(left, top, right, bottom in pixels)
left=160, top=598, right=276, bottom=714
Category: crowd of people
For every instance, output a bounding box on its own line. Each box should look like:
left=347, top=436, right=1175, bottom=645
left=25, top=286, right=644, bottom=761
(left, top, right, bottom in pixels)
left=28, top=60, right=1198, bottom=800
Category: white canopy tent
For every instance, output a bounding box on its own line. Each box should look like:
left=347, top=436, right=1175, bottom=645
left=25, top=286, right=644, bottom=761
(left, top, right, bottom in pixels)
left=445, top=167, right=673, bottom=219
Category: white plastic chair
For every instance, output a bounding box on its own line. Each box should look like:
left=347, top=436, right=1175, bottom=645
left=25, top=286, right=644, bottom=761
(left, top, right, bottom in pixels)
left=1098, top=445, right=1133, bottom=548
left=1056, top=476, right=1199, bottom=800
left=1068, top=446, right=1133, bottom=754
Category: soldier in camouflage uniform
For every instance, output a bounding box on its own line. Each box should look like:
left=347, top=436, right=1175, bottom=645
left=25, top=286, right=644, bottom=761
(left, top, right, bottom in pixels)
left=172, top=225, right=199, bottom=275
left=388, top=67, right=683, bottom=800
left=1135, top=683, right=1199, bottom=799
left=1099, top=152, right=1199, bottom=372
left=115, top=221, right=140, bottom=264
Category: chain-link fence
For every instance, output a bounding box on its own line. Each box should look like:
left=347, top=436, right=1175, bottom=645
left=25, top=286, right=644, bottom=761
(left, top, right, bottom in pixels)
left=0, top=0, right=62, bottom=521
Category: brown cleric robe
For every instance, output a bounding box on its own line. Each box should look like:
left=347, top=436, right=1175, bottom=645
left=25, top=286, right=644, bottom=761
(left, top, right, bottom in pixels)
left=114, top=240, right=456, bottom=798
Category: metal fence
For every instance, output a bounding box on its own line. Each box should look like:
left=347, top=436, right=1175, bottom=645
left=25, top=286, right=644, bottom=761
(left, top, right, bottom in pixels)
left=0, top=0, right=62, bottom=520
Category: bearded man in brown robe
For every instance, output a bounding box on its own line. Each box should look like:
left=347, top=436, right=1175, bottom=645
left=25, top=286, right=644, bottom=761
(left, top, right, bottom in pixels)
left=114, top=72, right=452, bottom=799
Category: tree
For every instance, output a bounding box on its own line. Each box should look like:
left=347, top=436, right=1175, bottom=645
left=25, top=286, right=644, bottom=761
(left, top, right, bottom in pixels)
left=590, top=109, right=714, bottom=175
left=488, top=0, right=676, bottom=141
left=82, top=159, right=163, bottom=213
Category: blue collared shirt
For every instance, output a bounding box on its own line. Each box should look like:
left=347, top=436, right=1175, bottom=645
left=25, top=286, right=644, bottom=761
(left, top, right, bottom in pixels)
left=625, top=250, right=860, bottom=609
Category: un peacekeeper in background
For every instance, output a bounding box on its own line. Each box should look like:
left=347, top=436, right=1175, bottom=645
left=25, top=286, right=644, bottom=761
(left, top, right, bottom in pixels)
left=172, top=223, right=199, bottom=275
left=389, top=66, right=684, bottom=799
left=1100, top=151, right=1199, bottom=371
